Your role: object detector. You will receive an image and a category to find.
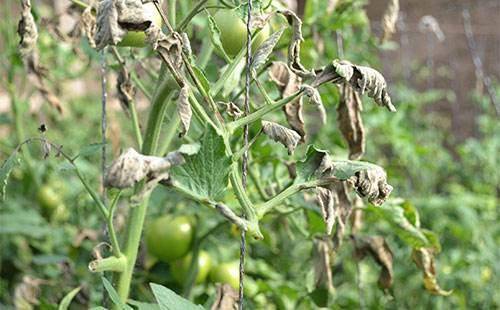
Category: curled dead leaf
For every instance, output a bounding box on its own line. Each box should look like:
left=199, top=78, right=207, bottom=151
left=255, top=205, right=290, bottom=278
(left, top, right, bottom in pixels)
left=261, top=120, right=301, bottom=155
left=117, top=66, right=136, bottom=112
left=338, top=83, right=365, bottom=160
left=211, top=284, right=239, bottom=310
left=177, top=86, right=192, bottom=137
left=348, top=165, right=393, bottom=206
left=313, top=237, right=334, bottom=291
left=146, top=26, right=183, bottom=68
left=353, top=235, right=394, bottom=289
left=316, top=187, right=336, bottom=235
left=225, top=102, right=243, bottom=119
left=412, top=248, right=452, bottom=296
left=104, top=148, right=186, bottom=189
left=302, top=85, right=327, bottom=125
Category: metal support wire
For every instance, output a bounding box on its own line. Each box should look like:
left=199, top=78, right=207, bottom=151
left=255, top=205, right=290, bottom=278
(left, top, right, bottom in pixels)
left=239, top=0, right=253, bottom=309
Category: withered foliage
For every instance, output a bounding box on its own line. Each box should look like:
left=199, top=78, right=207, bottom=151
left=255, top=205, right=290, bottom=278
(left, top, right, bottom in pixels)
left=262, top=121, right=301, bottom=155
left=117, top=66, right=136, bottom=112
left=353, top=235, right=394, bottom=289
left=313, top=237, right=334, bottom=291
left=412, top=248, right=452, bottom=296
left=337, top=83, right=365, bottom=160
left=381, top=0, right=400, bottom=42
left=177, top=86, right=192, bottom=138
left=211, top=284, right=239, bottom=310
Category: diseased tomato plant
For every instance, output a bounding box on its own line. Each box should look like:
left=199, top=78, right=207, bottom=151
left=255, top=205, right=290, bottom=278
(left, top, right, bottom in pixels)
left=0, top=0, right=461, bottom=309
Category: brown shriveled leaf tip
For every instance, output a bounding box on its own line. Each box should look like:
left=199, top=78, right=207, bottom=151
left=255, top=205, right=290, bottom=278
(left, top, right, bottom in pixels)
left=94, top=0, right=153, bottom=50
left=316, top=187, right=336, bottom=235
left=418, top=15, right=445, bottom=42
left=412, top=248, right=452, bottom=296
left=14, top=276, right=47, bottom=308
left=313, top=237, right=334, bottom=291
left=269, top=62, right=305, bottom=141
left=302, top=85, right=327, bottom=125
left=338, top=83, right=365, bottom=160
left=261, top=120, right=301, bottom=155
left=224, top=102, right=243, bottom=119
left=146, top=27, right=183, bottom=68
left=349, top=167, right=393, bottom=206
left=80, top=2, right=97, bottom=48
left=211, top=284, right=239, bottom=310
left=353, top=235, right=394, bottom=289
left=381, top=0, right=399, bottom=42
left=177, top=86, right=192, bottom=137
left=313, top=60, right=396, bottom=112
left=104, top=148, right=185, bottom=189
left=332, top=181, right=352, bottom=250
left=117, top=67, right=136, bottom=112
left=278, top=10, right=315, bottom=78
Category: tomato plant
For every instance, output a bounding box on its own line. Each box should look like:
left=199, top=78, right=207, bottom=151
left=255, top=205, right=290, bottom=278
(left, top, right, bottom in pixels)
left=209, top=261, right=239, bottom=290
left=118, top=2, right=163, bottom=47
left=171, top=250, right=212, bottom=285
left=146, top=215, right=194, bottom=263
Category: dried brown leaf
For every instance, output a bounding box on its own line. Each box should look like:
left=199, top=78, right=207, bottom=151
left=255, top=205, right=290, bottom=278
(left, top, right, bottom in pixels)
left=269, top=62, right=306, bottom=141
left=338, top=83, right=365, bottom=160
left=211, top=284, right=239, bottom=310
left=279, top=10, right=314, bottom=78
left=412, top=248, right=452, bottom=296
left=225, top=102, right=243, bottom=119
left=261, top=120, right=301, bottom=155
left=146, top=26, right=183, bottom=68
left=349, top=166, right=393, bottom=206
left=81, top=3, right=97, bottom=48
left=252, top=28, right=284, bottom=71
left=18, top=0, right=38, bottom=59
left=332, top=181, right=352, bottom=249
left=117, top=66, right=136, bottom=112
left=94, top=0, right=153, bottom=50
left=302, top=85, right=327, bottom=125
left=313, top=237, right=334, bottom=291
left=177, top=86, right=192, bottom=137
left=381, top=0, right=399, bottom=42
left=354, top=235, right=394, bottom=289
left=418, top=15, right=445, bottom=42
left=104, top=148, right=186, bottom=189
left=316, top=187, right=335, bottom=235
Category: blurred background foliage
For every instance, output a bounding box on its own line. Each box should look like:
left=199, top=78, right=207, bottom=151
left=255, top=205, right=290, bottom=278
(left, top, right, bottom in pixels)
left=0, top=0, right=498, bottom=309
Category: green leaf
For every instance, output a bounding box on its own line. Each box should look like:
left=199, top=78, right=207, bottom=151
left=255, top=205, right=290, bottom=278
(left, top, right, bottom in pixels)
left=58, top=286, right=81, bottom=310
left=0, top=209, right=50, bottom=237
left=367, top=203, right=430, bottom=248
left=295, top=146, right=329, bottom=182
left=0, top=151, right=20, bottom=200
left=127, top=300, right=160, bottom=310
left=191, top=65, right=211, bottom=95
left=251, top=28, right=285, bottom=71
left=222, top=59, right=245, bottom=97
left=150, top=283, right=204, bottom=310
left=330, top=160, right=385, bottom=180
left=207, top=12, right=231, bottom=62
left=102, top=277, right=132, bottom=310
left=171, top=127, right=231, bottom=201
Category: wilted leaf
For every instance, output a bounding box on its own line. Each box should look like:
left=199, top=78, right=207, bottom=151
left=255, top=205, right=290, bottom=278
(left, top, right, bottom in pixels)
left=302, top=85, right=327, bottom=125
left=338, top=83, right=365, bottom=160
left=14, top=276, right=47, bottom=309
left=18, top=0, right=37, bottom=59
left=279, top=10, right=314, bottom=78
left=224, top=102, right=243, bottom=119
left=313, top=237, right=334, bottom=292
left=261, top=120, right=301, bottom=155
left=295, top=146, right=331, bottom=182
left=94, top=0, right=153, bottom=50
left=332, top=181, right=352, bottom=249
left=412, top=248, right=452, bottom=296
left=381, top=0, right=399, bottom=42
left=177, top=86, right=192, bottom=137
left=146, top=27, right=184, bottom=68
left=117, top=66, right=136, bottom=112
left=353, top=235, right=394, bottom=289
left=171, top=127, right=231, bottom=201
left=269, top=62, right=305, bottom=141
left=80, top=3, right=97, bottom=48
left=315, top=187, right=335, bottom=235
left=252, top=28, right=285, bottom=71
left=104, top=148, right=187, bottom=189
left=0, top=151, right=21, bottom=200
left=313, top=59, right=396, bottom=112
left=210, top=284, right=239, bottom=310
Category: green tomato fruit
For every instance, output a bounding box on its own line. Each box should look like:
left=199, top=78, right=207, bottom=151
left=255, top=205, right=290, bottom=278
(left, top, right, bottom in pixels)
left=171, top=251, right=212, bottom=285
left=209, top=261, right=239, bottom=289
left=37, top=185, right=62, bottom=211
left=118, top=2, right=163, bottom=47
left=213, top=10, right=270, bottom=57
left=146, top=215, right=194, bottom=262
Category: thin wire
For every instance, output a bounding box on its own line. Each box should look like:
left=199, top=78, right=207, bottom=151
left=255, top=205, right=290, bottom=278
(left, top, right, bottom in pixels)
left=239, top=0, right=253, bottom=308
left=462, top=8, right=499, bottom=116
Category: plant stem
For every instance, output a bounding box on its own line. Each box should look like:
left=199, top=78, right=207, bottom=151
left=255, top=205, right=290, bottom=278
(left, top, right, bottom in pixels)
left=108, top=191, right=123, bottom=257
left=256, top=179, right=329, bottom=218
left=210, top=47, right=247, bottom=97
left=168, top=0, right=176, bottom=28
left=177, top=0, right=210, bottom=31
left=227, top=89, right=304, bottom=133
left=128, top=97, right=143, bottom=149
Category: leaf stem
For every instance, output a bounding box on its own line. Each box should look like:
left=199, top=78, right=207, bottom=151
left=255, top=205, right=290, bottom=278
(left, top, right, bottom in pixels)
left=227, top=89, right=304, bottom=133
left=177, top=0, right=210, bottom=31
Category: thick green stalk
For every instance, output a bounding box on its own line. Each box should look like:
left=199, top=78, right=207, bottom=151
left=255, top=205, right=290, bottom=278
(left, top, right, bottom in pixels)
left=115, top=72, right=173, bottom=303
